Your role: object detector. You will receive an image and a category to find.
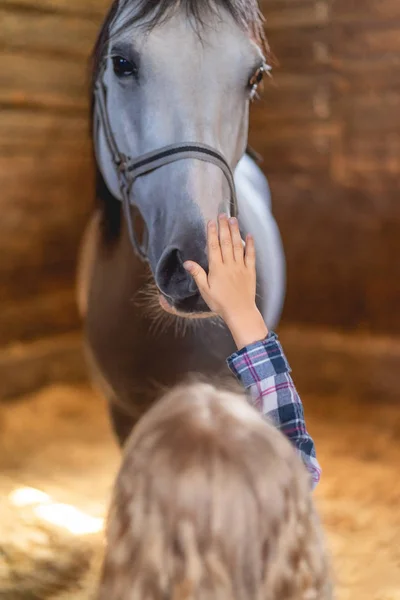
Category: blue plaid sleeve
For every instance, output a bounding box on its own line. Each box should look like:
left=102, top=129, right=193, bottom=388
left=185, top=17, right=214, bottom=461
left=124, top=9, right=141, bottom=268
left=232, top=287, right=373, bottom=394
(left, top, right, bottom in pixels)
left=227, top=332, right=321, bottom=489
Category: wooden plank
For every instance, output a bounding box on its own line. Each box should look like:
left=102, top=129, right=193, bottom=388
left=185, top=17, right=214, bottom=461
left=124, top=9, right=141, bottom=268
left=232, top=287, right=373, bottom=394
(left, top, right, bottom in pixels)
left=0, top=154, right=93, bottom=299
left=0, top=2, right=99, bottom=347
left=0, top=8, right=99, bottom=58
left=333, top=23, right=400, bottom=59
left=1, top=0, right=110, bottom=19
left=334, top=61, right=400, bottom=96
left=249, top=121, right=338, bottom=173
left=334, top=93, right=400, bottom=134
left=268, top=26, right=333, bottom=70
left=250, top=136, right=331, bottom=173
left=0, top=154, right=93, bottom=205
left=252, top=74, right=335, bottom=123
left=249, top=120, right=338, bottom=143
left=332, top=0, right=400, bottom=24
left=266, top=173, right=400, bottom=334
left=263, top=1, right=331, bottom=30
left=266, top=176, right=371, bottom=328
left=267, top=72, right=329, bottom=89
left=260, top=0, right=318, bottom=5
left=0, top=109, right=90, bottom=156
left=339, top=135, right=400, bottom=172
left=0, top=50, right=89, bottom=109
left=268, top=26, right=400, bottom=72
left=331, top=117, right=400, bottom=189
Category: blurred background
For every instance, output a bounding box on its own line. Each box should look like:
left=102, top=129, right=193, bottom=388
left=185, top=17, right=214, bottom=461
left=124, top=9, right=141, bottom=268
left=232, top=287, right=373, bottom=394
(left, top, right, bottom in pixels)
left=1, top=1, right=399, bottom=598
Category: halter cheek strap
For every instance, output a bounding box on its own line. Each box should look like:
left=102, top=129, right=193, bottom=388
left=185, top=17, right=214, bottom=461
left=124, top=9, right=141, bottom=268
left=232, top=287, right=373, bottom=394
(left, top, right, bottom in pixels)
left=94, top=63, right=238, bottom=262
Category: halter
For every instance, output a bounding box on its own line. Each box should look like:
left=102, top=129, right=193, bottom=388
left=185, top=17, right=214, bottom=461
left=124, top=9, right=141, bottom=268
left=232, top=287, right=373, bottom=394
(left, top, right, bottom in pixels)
left=94, top=60, right=238, bottom=261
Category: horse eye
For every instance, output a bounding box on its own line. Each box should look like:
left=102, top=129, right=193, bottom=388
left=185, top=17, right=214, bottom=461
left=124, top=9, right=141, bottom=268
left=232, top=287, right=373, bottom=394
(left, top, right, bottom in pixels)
left=112, top=56, right=137, bottom=78
left=249, top=66, right=265, bottom=88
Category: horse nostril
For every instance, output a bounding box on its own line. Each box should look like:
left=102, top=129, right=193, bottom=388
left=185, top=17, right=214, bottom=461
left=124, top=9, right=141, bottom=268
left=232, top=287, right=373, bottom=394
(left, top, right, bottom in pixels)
left=156, top=247, right=198, bottom=300
left=165, top=249, right=183, bottom=280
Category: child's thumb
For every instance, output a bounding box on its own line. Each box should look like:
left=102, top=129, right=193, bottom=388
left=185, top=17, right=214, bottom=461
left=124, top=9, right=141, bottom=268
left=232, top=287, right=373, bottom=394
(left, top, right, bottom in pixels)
left=183, top=261, right=208, bottom=290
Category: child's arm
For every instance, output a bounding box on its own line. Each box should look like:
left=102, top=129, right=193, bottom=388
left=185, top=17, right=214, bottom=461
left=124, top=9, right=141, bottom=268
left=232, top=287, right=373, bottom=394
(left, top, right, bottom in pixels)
left=184, top=215, right=321, bottom=489
left=226, top=334, right=321, bottom=489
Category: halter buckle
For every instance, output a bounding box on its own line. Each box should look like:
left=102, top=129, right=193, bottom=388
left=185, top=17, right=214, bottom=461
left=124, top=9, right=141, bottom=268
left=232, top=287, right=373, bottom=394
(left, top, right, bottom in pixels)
left=117, top=153, right=129, bottom=175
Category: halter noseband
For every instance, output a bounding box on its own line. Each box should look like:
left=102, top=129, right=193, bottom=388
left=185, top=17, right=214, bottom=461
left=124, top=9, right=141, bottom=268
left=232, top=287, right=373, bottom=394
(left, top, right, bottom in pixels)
left=94, top=61, right=238, bottom=261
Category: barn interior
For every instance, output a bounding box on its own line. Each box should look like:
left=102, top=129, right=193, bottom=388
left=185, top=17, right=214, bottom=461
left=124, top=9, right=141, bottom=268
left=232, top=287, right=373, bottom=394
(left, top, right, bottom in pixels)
left=1, top=0, right=400, bottom=598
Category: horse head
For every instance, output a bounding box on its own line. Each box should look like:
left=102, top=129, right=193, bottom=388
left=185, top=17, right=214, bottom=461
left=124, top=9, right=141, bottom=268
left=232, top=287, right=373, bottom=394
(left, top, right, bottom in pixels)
left=92, top=0, right=268, bottom=315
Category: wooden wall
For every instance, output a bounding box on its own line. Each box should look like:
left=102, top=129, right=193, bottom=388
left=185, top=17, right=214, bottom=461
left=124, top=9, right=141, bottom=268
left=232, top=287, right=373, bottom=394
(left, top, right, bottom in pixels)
left=0, top=0, right=109, bottom=349
left=252, top=0, right=400, bottom=334
left=1, top=0, right=399, bottom=362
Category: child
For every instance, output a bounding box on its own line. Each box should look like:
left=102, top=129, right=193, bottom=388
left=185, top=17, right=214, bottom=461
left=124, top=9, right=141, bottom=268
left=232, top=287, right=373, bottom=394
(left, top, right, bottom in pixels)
left=184, top=214, right=319, bottom=488
left=97, top=216, right=330, bottom=600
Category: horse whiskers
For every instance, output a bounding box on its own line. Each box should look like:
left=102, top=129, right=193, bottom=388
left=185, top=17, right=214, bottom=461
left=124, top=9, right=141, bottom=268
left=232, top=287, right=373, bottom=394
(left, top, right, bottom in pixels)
left=133, top=280, right=161, bottom=313
left=132, top=280, right=220, bottom=339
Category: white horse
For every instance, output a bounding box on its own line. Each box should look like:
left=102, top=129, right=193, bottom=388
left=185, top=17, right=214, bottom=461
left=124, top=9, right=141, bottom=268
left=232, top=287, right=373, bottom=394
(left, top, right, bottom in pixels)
left=77, top=0, right=285, bottom=444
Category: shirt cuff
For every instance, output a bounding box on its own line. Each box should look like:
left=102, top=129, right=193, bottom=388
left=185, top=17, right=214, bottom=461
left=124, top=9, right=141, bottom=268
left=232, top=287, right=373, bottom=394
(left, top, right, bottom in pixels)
left=227, top=332, right=291, bottom=388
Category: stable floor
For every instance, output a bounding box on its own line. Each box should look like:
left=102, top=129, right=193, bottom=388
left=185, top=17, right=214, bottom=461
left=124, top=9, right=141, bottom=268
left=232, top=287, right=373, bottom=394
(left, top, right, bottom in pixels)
left=0, top=380, right=399, bottom=599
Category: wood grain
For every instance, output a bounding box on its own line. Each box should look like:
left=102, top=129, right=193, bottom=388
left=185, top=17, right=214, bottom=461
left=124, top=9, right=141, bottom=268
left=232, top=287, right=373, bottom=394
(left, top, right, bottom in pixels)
left=0, top=50, right=89, bottom=109
left=254, top=0, right=400, bottom=333
left=332, top=0, right=400, bottom=23
left=0, top=153, right=92, bottom=266
left=0, top=152, right=93, bottom=346
left=1, top=0, right=110, bottom=19
left=266, top=27, right=332, bottom=71
left=0, top=109, right=90, bottom=155
left=1, top=0, right=400, bottom=354
left=333, top=23, right=400, bottom=59
left=265, top=1, right=330, bottom=30
left=0, top=8, right=100, bottom=58
left=249, top=120, right=337, bottom=173
left=0, top=0, right=103, bottom=348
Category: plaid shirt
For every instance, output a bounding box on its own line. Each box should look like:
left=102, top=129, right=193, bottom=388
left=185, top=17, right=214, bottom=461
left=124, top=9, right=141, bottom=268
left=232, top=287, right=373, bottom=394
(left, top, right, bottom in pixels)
left=227, top=332, right=321, bottom=489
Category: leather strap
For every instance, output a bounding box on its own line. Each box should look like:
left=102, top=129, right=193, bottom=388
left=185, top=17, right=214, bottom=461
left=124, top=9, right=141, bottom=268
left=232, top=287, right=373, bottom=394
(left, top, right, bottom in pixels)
left=94, top=61, right=238, bottom=261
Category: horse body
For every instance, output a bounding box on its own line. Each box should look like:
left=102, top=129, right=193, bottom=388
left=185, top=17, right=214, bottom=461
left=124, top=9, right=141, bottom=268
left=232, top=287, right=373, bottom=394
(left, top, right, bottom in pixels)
left=80, top=156, right=284, bottom=443
left=79, top=0, right=285, bottom=445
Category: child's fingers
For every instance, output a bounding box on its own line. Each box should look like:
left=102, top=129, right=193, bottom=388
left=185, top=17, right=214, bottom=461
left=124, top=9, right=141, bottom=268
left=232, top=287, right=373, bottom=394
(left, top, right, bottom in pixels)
left=207, top=220, right=222, bottom=266
left=244, top=234, right=256, bottom=269
left=218, top=214, right=234, bottom=263
left=229, top=217, right=244, bottom=263
left=183, top=261, right=209, bottom=293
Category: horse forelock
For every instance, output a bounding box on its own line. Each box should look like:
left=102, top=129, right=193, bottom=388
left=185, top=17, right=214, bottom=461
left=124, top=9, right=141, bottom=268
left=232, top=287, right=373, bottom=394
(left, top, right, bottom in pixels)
left=91, top=0, right=267, bottom=91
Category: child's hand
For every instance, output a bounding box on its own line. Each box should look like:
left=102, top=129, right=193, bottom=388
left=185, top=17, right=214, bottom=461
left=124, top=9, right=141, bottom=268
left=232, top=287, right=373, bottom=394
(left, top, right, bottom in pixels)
left=185, top=215, right=255, bottom=319
left=184, top=215, right=268, bottom=349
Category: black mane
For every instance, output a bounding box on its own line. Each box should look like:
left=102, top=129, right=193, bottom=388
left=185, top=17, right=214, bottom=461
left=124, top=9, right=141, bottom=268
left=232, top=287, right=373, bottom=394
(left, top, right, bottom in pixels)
left=91, top=0, right=267, bottom=243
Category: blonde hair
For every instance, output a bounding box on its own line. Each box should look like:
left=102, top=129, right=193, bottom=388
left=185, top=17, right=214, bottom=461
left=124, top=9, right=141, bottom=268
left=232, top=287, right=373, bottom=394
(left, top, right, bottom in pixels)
left=98, top=383, right=331, bottom=600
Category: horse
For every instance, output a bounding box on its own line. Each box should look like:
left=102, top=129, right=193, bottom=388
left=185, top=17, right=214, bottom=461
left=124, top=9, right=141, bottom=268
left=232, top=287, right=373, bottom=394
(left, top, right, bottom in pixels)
left=77, top=0, right=285, bottom=446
